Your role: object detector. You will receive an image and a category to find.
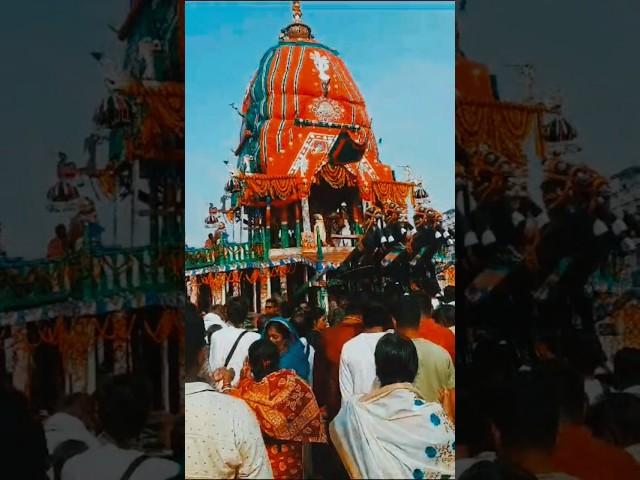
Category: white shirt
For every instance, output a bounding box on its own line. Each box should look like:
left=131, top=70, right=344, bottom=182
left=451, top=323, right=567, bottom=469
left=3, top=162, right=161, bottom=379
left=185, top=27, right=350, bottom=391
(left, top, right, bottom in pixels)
left=339, top=331, right=391, bottom=405
left=584, top=377, right=605, bottom=405
left=300, top=337, right=315, bottom=387
left=62, top=441, right=179, bottom=480
left=203, top=313, right=226, bottom=331
left=185, top=382, right=273, bottom=479
left=44, top=412, right=100, bottom=455
left=626, top=443, right=640, bottom=463
left=623, top=384, right=640, bottom=397
left=209, top=326, right=261, bottom=387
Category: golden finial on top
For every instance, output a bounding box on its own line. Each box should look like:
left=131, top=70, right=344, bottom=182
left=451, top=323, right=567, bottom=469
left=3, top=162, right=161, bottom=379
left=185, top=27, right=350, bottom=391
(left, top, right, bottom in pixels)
left=292, top=1, right=302, bottom=23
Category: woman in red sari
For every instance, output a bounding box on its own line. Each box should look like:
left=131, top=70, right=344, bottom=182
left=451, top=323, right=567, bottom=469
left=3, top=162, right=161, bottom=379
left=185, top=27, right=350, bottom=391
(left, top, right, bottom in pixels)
left=229, top=339, right=326, bottom=480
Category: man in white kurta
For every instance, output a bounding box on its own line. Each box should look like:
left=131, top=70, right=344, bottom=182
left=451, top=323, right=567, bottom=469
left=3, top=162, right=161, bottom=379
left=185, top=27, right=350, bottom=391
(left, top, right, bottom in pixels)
left=339, top=300, right=393, bottom=405
left=209, top=297, right=260, bottom=387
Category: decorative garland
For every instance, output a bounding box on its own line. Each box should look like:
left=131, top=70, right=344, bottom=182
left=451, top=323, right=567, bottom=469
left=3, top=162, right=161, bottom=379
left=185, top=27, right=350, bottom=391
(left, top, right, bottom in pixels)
left=372, top=181, right=414, bottom=205
left=244, top=174, right=299, bottom=201
left=317, top=163, right=357, bottom=189
left=456, top=100, right=545, bottom=162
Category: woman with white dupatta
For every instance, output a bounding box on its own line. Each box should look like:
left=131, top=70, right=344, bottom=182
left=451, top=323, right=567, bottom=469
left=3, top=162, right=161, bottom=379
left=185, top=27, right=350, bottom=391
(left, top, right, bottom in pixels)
left=330, top=333, right=455, bottom=479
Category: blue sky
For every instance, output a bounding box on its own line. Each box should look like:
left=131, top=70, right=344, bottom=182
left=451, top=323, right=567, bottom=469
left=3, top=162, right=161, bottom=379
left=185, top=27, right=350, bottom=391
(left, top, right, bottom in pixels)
left=0, top=1, right=131, bottom=259
left=186, top=1, right=455, bottom=247
left=458, top=1, right=640, bottom=177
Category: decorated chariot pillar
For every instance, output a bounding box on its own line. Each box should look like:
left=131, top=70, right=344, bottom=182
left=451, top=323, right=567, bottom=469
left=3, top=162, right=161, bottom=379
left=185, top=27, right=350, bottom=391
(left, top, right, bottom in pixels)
left=294, top=202, right=302, bottom=247
left=353, top=203, right=363, bottom=235
left=260, top=268, right=271, bottom=310
left=280, top=208, right=289, bottom=248
left=301, top=197, right=311, bottom=233
left=265, top=197, right=272, bottom=254
left=279, top=267, right=288, bottom=302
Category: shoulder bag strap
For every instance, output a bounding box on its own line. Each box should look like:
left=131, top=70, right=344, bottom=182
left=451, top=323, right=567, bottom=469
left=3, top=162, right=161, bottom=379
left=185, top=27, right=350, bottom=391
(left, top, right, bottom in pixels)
left=120, top=455, right=150, bottom=480
left=224, top=330, right=250, bottom=367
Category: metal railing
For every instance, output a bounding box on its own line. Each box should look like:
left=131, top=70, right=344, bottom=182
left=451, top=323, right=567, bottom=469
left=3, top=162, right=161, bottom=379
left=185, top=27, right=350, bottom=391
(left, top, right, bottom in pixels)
left=185, top=240, right=265, bottom=270
left=0, top=240, right=182, bottom=312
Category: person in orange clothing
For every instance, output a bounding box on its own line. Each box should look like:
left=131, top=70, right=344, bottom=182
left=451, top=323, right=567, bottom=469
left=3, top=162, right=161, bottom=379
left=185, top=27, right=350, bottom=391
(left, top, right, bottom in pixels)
left=204, top=233, right=214, bottom=248
left=46, top=224, right=70, bottom=259
left=541, top=361, right=640, bottom=480
left=312, top=292, right=365, bottom=480
left=415, top=293, right=455, bottom=361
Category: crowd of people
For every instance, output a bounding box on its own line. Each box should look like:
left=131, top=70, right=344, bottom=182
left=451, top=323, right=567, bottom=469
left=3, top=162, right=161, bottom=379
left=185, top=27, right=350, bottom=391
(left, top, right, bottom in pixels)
left=456, top=335, right=640, bottom=479
left=1, top=375, right=183, bottom=479
left=185, top=288, right=456, bottom=479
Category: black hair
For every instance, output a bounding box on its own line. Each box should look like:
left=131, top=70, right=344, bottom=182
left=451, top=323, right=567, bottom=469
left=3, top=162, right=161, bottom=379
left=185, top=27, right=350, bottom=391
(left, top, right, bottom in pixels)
left=536, top=359, right=587, bottom=423
left=442, top=285, right=455, bottom=304
left=344, top=291, right=370, bottom=316
left=491, top=372, right=559, bottom=452
left=185, top=302, right=206, bottom=375
left=383, top=282, right=404, bottom=311
left=279, top=301, right=292, bottom=318
left=51, top=439, right=89, bottom=480
left=586, top=393, right=640, bottom=447
left=265, top=320, right=291, bottom=345
left=265, top=297, right=278, bottom=307
left=305, top=307, right=326, bottom=330
left=413, top=292, right=433, bottom=316
left=362, top=298, right=392, bottom=329
left=614, top=347, right=640, bottom=390
left=374, top=333, right=419, bottom=386
left=248, top=339, right=280, bottom=381
left=393, top=295, right=421, bottom=329
left=95, top=374, right=151, bottom=446
left=433, top=305, right=455, bottom=328
left=289, top=309, right=306, bottom=337
left=226, top=296, right=249, bottom=327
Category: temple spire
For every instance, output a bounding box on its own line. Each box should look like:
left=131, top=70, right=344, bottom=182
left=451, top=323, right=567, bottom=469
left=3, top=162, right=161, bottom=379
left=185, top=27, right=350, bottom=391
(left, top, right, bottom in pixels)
left=292, top=1, right=302, bottom=23
left=280, top=0, right=314, bottom=42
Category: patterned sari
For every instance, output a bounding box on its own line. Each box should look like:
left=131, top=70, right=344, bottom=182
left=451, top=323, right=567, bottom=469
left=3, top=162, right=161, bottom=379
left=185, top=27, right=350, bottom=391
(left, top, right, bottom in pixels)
left=330, top=383, right=455, bottom=479
left=231, top=369, right=327, bottom=480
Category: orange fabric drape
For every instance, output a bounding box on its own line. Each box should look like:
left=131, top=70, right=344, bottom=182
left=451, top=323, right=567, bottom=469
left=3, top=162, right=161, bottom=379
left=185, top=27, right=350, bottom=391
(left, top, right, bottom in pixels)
left=372, top=181, right=413, bottom=205
left=244, top=174, right=299, bottom=200
left=456, top=100, right=545, bottom=162
left=317, top=164, right=357, bottom=189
